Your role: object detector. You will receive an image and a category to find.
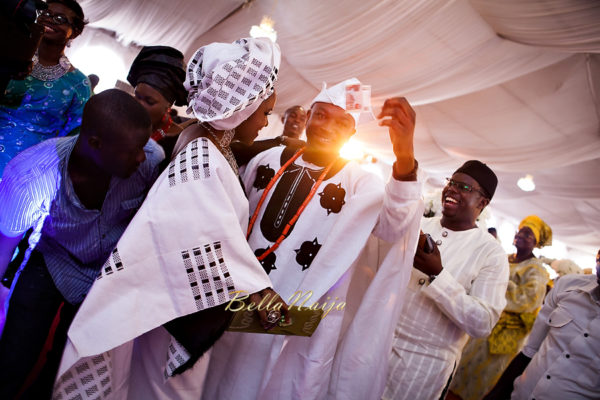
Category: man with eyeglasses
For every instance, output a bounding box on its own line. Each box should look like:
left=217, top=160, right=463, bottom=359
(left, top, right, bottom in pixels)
left=383, top=160, right=509, bottom=400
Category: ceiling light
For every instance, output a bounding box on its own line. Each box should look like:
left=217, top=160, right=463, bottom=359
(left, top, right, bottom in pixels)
left=517, top=174, right=535, bottom=192
left=250, top=16, right=277, bottom=42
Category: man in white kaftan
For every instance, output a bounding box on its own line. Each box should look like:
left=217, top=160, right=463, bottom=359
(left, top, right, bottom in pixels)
left=383, top=161, right=509, bottom=400
left=202, top=80, right=423, bottom=400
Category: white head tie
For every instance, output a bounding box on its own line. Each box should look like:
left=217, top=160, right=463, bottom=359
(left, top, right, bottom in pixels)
left=185, top=37, right=281, bottom=130
left=310, top=77, right=375, bottom=126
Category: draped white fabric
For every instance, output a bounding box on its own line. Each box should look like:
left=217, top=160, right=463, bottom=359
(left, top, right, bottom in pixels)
left=75, top=0, right=600, bottom=260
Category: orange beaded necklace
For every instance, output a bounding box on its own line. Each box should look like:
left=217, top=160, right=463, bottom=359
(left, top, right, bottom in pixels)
left=247, top=148, right=337, bottom=261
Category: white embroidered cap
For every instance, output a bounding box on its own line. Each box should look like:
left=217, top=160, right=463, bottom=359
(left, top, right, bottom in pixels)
left=310, top=77, right=375, bottom=126
left=185, top=37, right=281, bottom=130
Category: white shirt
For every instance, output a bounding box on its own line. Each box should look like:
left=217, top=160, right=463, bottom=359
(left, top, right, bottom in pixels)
left=384, top=216, right=509, bottom=400
left=512, top=274, right=600, bottom=400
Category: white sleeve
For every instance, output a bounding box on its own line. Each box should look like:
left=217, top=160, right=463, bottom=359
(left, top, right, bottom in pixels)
left=421, top=247, right=510, bottom=338
left=372, top=177, right=423, bottom=242
left=521, top=277, right=560, bottom=357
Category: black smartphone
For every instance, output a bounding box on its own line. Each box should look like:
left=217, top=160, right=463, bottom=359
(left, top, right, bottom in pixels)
left=423, top=233, right=435, bottom=254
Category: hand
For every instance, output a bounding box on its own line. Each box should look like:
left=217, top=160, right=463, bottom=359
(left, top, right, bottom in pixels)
left=279, top=136, right=305, bottom=149
left=377, top=97, right=416, bottom=174
left=413, top=237, right=443, bottom=276
left=249, top=288, right=290, bottom=330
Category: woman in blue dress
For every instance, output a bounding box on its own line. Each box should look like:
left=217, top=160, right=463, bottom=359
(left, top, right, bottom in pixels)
left=0, top=0, right=90, bottom=177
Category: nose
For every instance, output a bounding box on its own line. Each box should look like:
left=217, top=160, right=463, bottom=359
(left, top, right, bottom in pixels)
left=445, top=182, right=459, bottom=195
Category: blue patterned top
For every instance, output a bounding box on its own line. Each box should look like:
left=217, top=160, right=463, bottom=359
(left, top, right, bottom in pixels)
left=0, top=136, right=164, bottom=304
left=0, top=69, right=91, bottom=178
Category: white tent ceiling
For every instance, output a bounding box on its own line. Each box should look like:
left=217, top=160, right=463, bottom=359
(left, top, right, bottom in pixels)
left=72, top=0, right=600, bottom=264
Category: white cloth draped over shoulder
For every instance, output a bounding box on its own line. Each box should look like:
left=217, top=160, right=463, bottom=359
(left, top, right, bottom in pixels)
left=202, top=147, right=423, bottom=400
left=52, top=138, right=272, bottom=399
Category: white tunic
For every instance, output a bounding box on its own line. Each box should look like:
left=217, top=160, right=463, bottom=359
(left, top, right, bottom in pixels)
left=202, top=147, right=423, bottom=400
left=383, top=216, right=509, bottom=400
left=52, top=138, right=272, bottom=399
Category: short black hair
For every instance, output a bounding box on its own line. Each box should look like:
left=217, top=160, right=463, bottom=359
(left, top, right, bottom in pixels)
left=81, top=89, right=151, bottom=140
left=47, top=0, right=86, bottom=34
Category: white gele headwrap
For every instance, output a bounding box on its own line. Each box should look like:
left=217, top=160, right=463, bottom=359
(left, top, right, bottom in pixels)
left=310, top=77, right=375, bottom=126
left=185, top=37, right=281, bottom=130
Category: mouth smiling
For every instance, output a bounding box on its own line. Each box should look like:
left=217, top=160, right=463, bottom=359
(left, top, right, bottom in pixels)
left=312, top=129, right=335, bottom=144
left=443, top=195, right=459, bottom=209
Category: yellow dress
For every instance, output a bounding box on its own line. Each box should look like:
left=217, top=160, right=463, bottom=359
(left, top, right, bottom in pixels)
left=449, top=256, right=549, bottom=400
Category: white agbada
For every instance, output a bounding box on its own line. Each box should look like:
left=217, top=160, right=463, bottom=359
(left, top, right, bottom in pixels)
left=52, top=138, right=272, bottom=399
left=383, top=216, right=509, bottom=400
left=201, top=146, right=423, bottom=400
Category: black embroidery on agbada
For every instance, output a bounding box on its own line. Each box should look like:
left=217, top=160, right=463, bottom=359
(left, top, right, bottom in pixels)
left=255, top=247, right=277, bottom=274
left=259, top=162, right=323, bottom=242
left=253, top=164, right=275, bottom=190
left=295, top=238, right=322, bottom=271
left=319, top=183, right=346, bottom=214
left=254, top=147, right=349, bottom=268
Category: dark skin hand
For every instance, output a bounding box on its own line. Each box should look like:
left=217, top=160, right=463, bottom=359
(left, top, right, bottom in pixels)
left=377, top=97, right=416, bottom=175
left=414, top=235, right=443, bottom=276
left=248, top=288, right=290, bottom=330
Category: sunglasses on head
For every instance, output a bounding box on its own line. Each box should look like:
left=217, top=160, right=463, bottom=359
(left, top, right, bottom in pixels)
left=445, top=178, right=487, bottom=197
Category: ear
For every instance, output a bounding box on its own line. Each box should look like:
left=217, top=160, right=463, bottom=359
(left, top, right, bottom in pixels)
left=478, top=196, right=490, bottom=211
left=305, top=109, right=312, bottom=122
left=87, top=135, right=102, bottom=150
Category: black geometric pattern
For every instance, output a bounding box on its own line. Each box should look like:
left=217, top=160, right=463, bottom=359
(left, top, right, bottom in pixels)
left=318, top=183, right=346, bottom=215
left=168, top=138, right=211, bottom=187
left=164, top=337, right=191, bottom=379
left=295, top=238, right=322, bottom=271
left=254, top=247, right=277, bottom=274
left=53, top=353, right=112, bottom=400
left=253, top=164, right=275, bottom=190
left=96, top=248, right=124, bottom=280
left=179, top=147, right=188, bottom=183
left=186, top=38, right=278, bottom=122
left=181, top=241, right=236, bottom=311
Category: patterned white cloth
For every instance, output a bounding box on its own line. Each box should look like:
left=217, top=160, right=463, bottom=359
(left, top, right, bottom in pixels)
left=52, top=138, right=272, bottom=399
left=383, top=216, right=509, bottom=400
left=512, top=274, right=600, bottom=400
left=184, top=37, right=280, bottom=130
left=202, top=146, right=423, bottom=400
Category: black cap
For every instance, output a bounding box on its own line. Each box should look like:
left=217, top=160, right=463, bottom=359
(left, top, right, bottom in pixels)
left=454, top=160, right=498, bottom=199
left=127, top=46, right=187, bottom=106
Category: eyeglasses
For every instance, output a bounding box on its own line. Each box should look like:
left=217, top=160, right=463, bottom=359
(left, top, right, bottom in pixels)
left=37, top=9, right=73, bottom=26
left=445, top=178, right=487, bottom=197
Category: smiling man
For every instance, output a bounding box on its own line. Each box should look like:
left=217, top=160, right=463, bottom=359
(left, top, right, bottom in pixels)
left=202, top=78, right=423, bottom=400
left=281, top=105, right=307, bottom=139
left=383, top=160, right=509, bottom=400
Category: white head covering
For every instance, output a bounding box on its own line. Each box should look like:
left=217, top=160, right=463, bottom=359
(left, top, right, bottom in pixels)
left=550, top=259, right=582, bottom=276
left=310, top=77, right=375, bottom=126
left=185, top=37, right=281, bottom=130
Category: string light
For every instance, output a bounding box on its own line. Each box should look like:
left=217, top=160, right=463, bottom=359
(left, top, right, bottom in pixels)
left=517, top=174, right=535, bottom=191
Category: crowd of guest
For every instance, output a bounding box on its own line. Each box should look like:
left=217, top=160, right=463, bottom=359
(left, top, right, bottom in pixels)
left=0, top=1, right=598, bottom=399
